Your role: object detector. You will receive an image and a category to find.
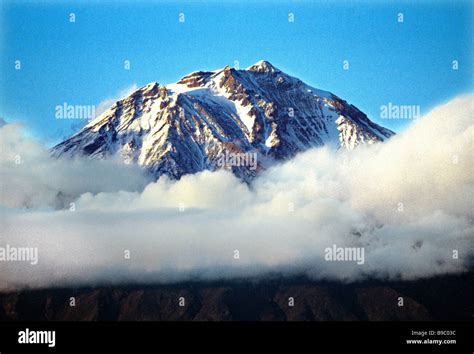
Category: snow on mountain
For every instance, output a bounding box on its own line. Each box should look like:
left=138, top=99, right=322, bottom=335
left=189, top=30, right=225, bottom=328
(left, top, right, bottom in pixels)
left=51, top=60, right=394, bottom=180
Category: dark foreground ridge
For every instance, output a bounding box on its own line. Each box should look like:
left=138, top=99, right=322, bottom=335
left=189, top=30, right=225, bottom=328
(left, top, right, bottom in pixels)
left=1, top=272, right=472, bottom=321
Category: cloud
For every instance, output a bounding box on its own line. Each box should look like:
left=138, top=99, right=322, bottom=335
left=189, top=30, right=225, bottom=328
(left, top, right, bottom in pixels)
left=0, top=94, right=473, bottom=291
left=94, top=84, right=139, bottom=117
left=0, top=122, right=151, bottom=210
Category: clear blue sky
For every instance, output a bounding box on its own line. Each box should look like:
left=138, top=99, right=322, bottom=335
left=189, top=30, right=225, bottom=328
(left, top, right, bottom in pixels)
left=1, top=0, right=472, bottom=144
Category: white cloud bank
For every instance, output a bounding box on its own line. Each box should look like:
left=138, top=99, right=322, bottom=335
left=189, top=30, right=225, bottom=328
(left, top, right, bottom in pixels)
left=0, top=94, right=473, bottom=291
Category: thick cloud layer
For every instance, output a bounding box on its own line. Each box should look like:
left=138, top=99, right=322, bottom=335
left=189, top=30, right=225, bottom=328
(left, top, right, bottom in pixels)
left=0, top=122, right=151, bottom=210
left=0, top=94, right=473, bottom=291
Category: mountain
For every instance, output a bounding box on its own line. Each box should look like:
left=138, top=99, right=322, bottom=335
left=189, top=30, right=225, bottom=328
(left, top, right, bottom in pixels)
left=51, top=60, right=394, bottom=180
left=2, top=272, right=473, bottom=321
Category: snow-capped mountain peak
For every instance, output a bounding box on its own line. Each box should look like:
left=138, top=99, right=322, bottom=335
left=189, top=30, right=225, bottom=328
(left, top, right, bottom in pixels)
left=51, top=61, right=394, bottom=180
left=247, top=60, right=280, bottom=73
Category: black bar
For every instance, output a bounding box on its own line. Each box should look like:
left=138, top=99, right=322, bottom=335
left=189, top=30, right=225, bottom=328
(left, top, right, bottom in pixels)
left=0, top=321, right=472, bottom=353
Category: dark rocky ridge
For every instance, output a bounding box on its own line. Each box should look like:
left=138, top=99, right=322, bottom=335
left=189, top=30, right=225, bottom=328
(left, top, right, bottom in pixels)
left=1, top=273, right=472, bottom=321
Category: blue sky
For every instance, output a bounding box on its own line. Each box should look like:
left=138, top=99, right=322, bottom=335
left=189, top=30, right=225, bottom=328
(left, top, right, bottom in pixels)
left=1, top=0, right=472, bottom=144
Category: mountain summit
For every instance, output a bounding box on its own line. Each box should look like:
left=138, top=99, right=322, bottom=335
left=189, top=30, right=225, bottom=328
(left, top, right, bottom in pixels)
left=247, top=60, right=280, bottom=73
left=51, top=60, right=394, bottom=180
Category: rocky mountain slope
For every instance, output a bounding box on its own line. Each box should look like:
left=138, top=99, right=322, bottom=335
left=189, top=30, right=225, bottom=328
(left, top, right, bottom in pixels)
left=1, top=273, right=472, bottom=321
left=51, top=61, right=394, bottom=180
